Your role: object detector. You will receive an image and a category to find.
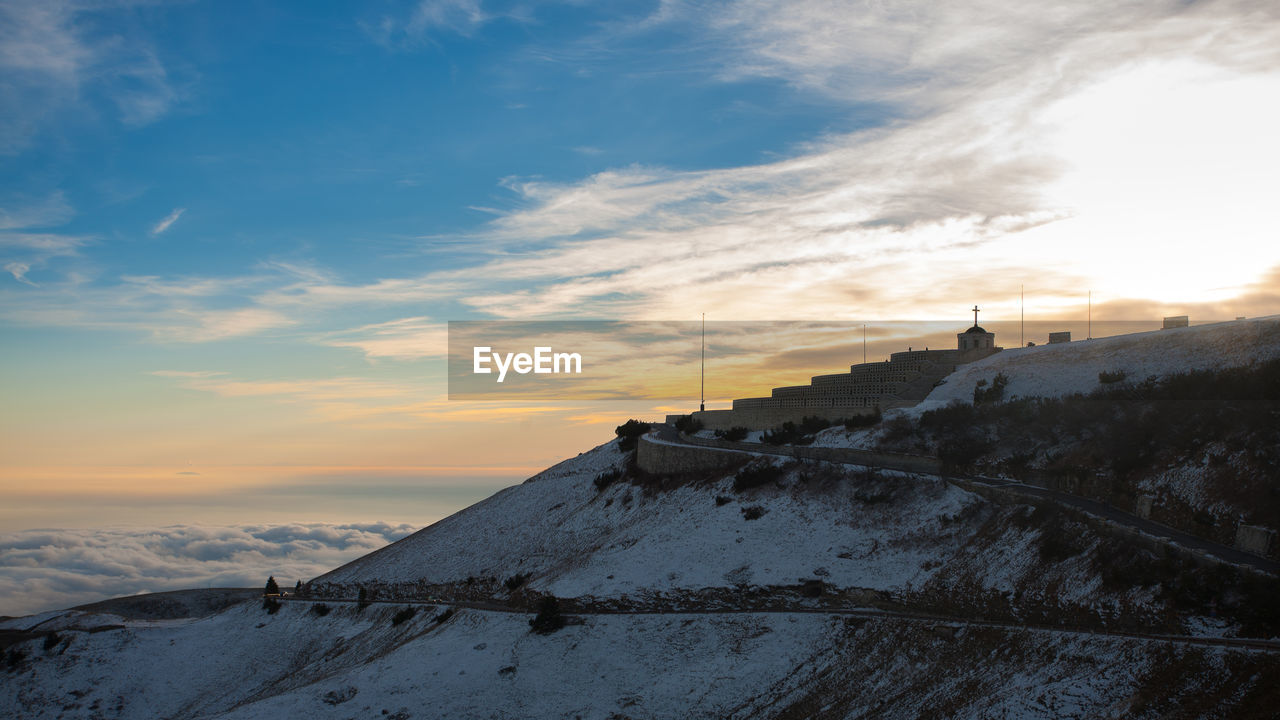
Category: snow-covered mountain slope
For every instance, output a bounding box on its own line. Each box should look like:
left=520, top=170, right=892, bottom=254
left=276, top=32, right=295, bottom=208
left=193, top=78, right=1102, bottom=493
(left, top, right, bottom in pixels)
left=5, top=599, right=1276, bottom=720
left=71, top=588, right=259, bottom=620
left=920, top=315, right=1280, bottom=410
left=305, top=437, right=1243, bottom=640
left=311, top=441, right=1065, bottom=608
left=0, top=589, right=260, bottom=637
left=7, top=318, right=1280, bottom=718
left=6, top=432, right=1279, bottom=717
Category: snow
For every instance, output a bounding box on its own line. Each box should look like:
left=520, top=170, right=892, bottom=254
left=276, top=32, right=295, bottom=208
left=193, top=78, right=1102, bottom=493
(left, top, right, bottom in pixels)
left=4, top=599, right=1264, bottom=719
left=302, top=435, right=1179, bottom=649
left=313, top=437, right=990, bottom=601
left=4, top=317, right=1278, bottom=718
left=21, top=611, right=128, bottom=632
left=0, top=610, right=67, bottom=632
left=211, top=609, right=833, bottom=720
left=4, top=410, right=1275, bottom=716
left=1184, top=615, right=1238, bottom=638
left=809, top=421, right=896, bottom=450
left=915, top=315, right=1280, bottom=413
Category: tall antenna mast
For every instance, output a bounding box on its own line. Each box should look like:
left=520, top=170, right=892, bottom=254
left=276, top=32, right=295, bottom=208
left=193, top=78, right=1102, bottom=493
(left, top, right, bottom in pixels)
left=699, top=313, right=705, bottom=412
left=862, top=323, right=866, bottom=364
left=1088, top=290, right=1092, bottom=340
left=1020, top=284, right=1025, bottom=348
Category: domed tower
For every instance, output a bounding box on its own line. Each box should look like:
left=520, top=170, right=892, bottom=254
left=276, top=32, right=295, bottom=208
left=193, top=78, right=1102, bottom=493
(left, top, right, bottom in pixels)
left=957, top=305, right=996, bottom=353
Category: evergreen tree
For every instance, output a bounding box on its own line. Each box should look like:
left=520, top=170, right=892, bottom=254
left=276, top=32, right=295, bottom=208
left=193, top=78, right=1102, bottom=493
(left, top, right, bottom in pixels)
left=529, top=596, right=565, bottom=634
left=264, top=575, right=280, bottom=596
left=614, top=419, right=651, bottom=451
left=295, top=580, right=302, bottom=595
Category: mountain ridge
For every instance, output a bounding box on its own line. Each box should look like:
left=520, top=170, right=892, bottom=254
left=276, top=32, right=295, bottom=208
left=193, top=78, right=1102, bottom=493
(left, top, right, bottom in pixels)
left=4, top=316, right=1280, bottom=718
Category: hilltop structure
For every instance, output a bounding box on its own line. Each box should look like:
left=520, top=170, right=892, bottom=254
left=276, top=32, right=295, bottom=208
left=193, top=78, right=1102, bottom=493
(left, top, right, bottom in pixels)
left=687, top=309, right=1002, bottom=431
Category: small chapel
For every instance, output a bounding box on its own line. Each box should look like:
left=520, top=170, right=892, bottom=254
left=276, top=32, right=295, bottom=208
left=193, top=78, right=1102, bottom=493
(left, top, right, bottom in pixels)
left=957, top=305, right=997, bottom=353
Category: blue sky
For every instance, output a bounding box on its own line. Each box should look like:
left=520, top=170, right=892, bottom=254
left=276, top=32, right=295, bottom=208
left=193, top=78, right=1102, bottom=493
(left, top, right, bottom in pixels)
left=2, top=0, right=1279, bottom=541
left=2, top=0, right=872, bottom=287
left=6, top=1, right=1278, bottom=332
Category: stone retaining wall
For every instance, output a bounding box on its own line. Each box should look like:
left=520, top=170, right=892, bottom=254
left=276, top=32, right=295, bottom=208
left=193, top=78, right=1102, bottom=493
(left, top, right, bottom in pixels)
left=1236, top=524, right=1277, bottom=557
left=690, top=406, right=877, bottom=432
left=676, top=433, right=944, bottom=476
left=636, top=435, right=751, bottom=475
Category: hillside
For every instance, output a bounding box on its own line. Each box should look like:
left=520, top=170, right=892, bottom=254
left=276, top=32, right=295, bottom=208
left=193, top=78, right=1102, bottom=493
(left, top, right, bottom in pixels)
left=303, top=442, right=1221, bottom=632
left=804, top=318, right=1280, bottom=556
left=4, top=433, right=1280, bottom=719
left=6, top=596, right=1278, bottom=719
left=918, top=315, right=1280, bottom=410
left=762, top=316, right=1280, bottom=452
left=4, top=318, right=1280, bottom=718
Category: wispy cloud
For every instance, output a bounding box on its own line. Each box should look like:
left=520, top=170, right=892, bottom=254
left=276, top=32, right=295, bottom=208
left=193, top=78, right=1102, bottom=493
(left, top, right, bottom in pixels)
left=150, top=207, right=186, bottom=236
left=121, top=274, right=259, bottom=298
left=696, top=0, right=1280, bottom=109
left=346, top=0, right=1277, bottom=325
left=320, top=316, right=446, bottom=360
left=1, top=274, right=296, bottom=341
left=149, top=367, right=596, bottom=427
left=0, top=191, right=74, bottom=230
left=4, top=0, right=1278, bottom=348
left=0, top=233, right=86, bottom=255
left=254, top=274, right=464, bottom=310
left=420, top=0, right=1280, bottom=320
left=149, top=369, right=228, bottom=379
left=149, top=370, right=441, bottom=427
left=4, top=262, right=34, bottom=285
left=0, top=523, right=417, bottom=616
left=0, top=0, right=183, bottom=153
left=408, top=0, right=488, bottom=36
left=363, top=0, right=493, bottom=48
left=0, top=228, right=88, bottom=287
left=168, top=307, right=295, bottom=342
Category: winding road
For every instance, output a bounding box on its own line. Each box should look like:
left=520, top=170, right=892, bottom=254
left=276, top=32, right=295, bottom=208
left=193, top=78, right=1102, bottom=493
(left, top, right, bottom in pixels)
left=646, top=423, right=1280, bottom=576
left=275, top=595, right=1280, bottom=654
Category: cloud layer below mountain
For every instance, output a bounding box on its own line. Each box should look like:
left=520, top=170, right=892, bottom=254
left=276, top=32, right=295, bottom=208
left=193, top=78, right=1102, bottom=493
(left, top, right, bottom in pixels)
left=0, top=522, right=417, bottom=617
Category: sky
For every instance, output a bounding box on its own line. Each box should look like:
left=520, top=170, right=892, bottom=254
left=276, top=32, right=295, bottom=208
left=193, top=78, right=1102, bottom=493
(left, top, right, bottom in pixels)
left=2, top=0, right=1279, bottom=613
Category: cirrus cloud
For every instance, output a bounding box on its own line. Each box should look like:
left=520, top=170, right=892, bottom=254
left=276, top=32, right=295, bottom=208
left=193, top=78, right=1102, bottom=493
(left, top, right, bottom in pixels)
left=150, top=207, right=186, bottom=236
left=0, top=0, right=185, bottom=154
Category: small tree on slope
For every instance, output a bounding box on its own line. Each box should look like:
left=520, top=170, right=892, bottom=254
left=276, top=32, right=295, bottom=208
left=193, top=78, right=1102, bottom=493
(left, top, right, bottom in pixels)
left=529, top=596, right=565, bottom=634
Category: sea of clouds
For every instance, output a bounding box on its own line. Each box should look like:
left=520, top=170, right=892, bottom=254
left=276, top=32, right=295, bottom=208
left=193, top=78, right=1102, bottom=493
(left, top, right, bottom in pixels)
left=0, top=522, right=417, bottom=617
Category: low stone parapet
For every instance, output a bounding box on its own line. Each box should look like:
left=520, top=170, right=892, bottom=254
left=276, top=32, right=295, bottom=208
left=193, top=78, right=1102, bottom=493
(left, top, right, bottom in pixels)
left=636, top=434, right=752, bottom=475
left=692, top=406, right=878, bottom=431
left=1235, top=524, right=1276, bottom=557
left=639, top=430, right=943, bottom=476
